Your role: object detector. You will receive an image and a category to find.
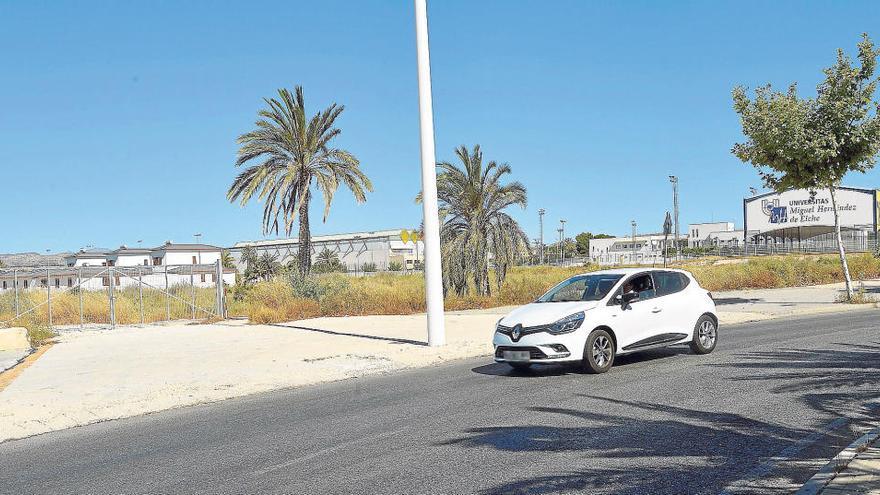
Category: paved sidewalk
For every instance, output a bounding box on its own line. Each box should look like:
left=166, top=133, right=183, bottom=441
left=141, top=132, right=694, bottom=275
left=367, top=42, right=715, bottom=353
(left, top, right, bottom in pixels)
left=820, top=440, right=880, bottom=494
left=0, top=280, right=877, bottom=443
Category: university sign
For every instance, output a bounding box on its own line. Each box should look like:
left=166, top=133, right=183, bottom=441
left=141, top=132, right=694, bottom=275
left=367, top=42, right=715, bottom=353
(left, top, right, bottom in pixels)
left=745, top=187, right=878, bottom=235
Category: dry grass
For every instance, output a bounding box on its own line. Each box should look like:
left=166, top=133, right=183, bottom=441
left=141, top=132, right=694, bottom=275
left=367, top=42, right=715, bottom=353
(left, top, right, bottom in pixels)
left=232, top=253, right=880, bottom=323
left=0, top=285, right=220, bottom=345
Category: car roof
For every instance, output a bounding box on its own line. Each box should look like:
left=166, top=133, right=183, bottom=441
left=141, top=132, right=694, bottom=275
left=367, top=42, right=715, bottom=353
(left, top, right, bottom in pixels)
left=573, top=267, right=691, bottom=277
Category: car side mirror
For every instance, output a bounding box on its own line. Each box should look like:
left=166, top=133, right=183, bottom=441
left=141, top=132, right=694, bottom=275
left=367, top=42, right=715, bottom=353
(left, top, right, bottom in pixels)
left=618, top=291, right=639, bottom=307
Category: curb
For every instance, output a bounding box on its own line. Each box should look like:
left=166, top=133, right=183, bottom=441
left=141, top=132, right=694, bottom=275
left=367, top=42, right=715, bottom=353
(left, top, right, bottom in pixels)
left=0, top=347, right=34, bottom=374
left=795, top=425, right=880, bottom=495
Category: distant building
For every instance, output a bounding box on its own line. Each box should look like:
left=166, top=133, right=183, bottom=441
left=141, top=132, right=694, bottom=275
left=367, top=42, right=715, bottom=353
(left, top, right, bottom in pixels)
left=744, top=186, right=878, bottom=250
left=64, top=242, right=223, bottom=268
left=230, top=229, right=424, bottom=272
left=589, top=233, right=685, bottom=265
left=0, top=242, right=234, bottom=292
left=688, top=222, right=744, bottom=248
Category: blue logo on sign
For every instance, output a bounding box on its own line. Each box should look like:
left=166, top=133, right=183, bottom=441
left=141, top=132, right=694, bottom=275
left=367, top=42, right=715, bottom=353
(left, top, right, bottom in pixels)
left=770, top=206, right=788, bottom=224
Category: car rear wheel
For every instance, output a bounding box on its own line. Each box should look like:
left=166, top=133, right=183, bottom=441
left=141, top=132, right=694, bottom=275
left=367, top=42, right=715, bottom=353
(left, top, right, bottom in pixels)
left=583, top=329, right=615, bottom=374
left=690, top=315, right=718, bottom=354
left=508, top=362, right=531, bottom=371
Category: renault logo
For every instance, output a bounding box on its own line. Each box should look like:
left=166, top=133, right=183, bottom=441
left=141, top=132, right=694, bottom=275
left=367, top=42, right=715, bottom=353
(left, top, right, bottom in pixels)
left=511, top=324, right=522, bottom=341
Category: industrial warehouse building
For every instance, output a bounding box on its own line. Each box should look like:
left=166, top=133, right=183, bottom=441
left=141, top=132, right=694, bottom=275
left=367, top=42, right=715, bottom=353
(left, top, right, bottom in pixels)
left=229, top=229, right=424, bottom=272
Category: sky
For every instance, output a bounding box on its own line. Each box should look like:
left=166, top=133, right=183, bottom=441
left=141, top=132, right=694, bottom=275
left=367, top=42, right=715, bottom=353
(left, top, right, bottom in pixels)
left=1, top=0, right=880, bottom=254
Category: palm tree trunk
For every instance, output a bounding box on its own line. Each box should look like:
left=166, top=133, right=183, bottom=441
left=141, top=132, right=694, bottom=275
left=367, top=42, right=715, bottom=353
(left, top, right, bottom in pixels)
left=298, top=189, right=312, bottom=278
left=828, top=184, right=854, bottom=300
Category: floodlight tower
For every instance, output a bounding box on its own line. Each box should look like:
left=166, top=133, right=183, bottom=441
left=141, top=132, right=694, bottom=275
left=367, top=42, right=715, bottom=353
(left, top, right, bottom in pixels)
left=669, top=176, right=680, bottom=260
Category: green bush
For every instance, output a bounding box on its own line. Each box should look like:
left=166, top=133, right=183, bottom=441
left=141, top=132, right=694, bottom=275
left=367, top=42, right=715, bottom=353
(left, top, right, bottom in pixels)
left=362, top=262, right=377, bottom=273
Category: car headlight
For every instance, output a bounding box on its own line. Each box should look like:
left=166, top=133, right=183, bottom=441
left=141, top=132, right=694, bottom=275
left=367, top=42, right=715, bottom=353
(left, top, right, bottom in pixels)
left=495, top=318, right=504, bottom=333
left=549, top=312, right=585, bottom=334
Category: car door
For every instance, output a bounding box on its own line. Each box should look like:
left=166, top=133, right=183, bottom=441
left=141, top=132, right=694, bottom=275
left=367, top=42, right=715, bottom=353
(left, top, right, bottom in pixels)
left=651, top=271, right=692, bottom=339
left=607, top=272, right=664, bottom=350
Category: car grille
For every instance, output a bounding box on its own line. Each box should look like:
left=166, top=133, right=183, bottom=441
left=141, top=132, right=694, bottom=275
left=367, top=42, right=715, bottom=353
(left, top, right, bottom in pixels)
left=496, top=324, right=552, bottom=337
left=495, top=346, right=548, bottom=360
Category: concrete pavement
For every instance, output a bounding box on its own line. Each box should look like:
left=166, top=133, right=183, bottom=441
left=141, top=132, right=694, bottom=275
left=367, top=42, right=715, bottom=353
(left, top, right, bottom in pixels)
left=0, top=280, right=877, bottom=444
left=0, top=311, right=877, bottom=494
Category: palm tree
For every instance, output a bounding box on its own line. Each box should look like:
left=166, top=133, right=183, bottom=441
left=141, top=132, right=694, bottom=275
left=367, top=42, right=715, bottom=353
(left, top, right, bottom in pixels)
left=420, top=145, right=530, bottom=296
left=220, top=250, right=236, bottom=271
left=227, top=87, right=373, bottom=277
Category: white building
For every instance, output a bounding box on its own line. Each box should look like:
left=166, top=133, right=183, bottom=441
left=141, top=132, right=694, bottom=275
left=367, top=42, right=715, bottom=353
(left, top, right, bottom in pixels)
left=0, top=241, right=237, bottom=292
left=589, top=233, right=685, bottom=265
left=230, top=229, right=425, bottom=272
left=688, top=222, right=744, bottom=248
left=744, top=187, right=879, bottom=250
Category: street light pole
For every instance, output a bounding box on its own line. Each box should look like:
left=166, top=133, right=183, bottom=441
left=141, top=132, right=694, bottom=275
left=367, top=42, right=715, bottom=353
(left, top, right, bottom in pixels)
left=631, top=220, right=637, bottom=264
left=669, top=176, right=679, bottom=260
left=559, top=219, right=566, bottom=265
left=414, top=0, right=445, bottom=347
left=538, top=208, right=545, bottom=265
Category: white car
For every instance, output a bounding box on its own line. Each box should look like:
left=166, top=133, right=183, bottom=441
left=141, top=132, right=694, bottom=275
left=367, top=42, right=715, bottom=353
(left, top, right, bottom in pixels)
left=493, top=268, right=718, bottom=373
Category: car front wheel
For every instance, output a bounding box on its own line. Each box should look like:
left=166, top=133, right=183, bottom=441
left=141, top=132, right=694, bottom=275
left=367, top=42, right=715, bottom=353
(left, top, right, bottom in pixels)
left=690, top=315, right=718, bottom=354
left=583, top=329, right=615, bottom=374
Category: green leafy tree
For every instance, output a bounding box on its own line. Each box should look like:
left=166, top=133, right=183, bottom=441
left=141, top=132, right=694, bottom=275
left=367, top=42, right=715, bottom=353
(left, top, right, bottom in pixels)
left=240, top=246, right=259, bottom=283
left=732, top=34, right=880, bottom=299
left=419, top=145, right=529, bottom=296
left=227, top=86, right=373, bottom=277
left=388, top=260, right=403, bottom=271
left=574, top=232, right=613, bottom=256
left=220, top=250, right=236, bottom=271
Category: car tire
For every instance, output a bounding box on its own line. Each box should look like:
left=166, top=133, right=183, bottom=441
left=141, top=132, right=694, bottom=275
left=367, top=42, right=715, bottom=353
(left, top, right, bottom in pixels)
left=690, top=315, right=718, bottom=355
left=508, top=362, right=531, bottom=371
left=583, top=329, right=615, bottom=374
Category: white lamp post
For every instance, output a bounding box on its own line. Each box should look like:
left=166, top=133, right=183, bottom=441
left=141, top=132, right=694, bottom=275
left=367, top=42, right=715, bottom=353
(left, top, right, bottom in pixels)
left=414, top=0, right=445, bottom=346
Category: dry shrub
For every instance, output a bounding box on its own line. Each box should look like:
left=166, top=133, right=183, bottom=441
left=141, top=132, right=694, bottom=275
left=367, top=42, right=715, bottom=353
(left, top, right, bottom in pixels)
left=245, top=279, right=321, bottom=323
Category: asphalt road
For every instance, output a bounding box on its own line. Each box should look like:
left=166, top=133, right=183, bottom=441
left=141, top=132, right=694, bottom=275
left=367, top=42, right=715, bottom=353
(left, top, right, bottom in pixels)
left=1, top=310, right=879, bottom=495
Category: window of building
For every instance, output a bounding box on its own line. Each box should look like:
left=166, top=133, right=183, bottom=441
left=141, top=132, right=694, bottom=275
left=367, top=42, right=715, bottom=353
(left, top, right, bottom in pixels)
left=23, top=280, right=28, bottom=289
left=2, top=281, right=6, bottom=290
left=153, top=257, right=162, bottom=266
left=55, top=278, right=60, bottom=288
left=210, top=273, right=216, bottom=282
left=192, top=256, right=197, bottom=264
left=200, top=273, right=206, bottom=283
left=102, top=277, right=109, bottom=287
left=67, top=278, right=73, bottom=287
left=143, top=259, right=149, bottom=266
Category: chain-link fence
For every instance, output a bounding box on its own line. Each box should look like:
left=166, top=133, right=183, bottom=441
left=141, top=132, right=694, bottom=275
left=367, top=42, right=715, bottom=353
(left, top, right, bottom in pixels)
left=0, top=262, right=229, bottom=334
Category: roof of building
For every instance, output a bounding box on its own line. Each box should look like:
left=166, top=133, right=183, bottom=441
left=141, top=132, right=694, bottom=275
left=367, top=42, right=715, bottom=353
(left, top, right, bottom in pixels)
left=232, top=229, right=405, bottom=248
left=112, top=245, right=152, bottom=255
left=66, top=248, right=113, bottom=259
left=151, top=242, right=222, bottom=252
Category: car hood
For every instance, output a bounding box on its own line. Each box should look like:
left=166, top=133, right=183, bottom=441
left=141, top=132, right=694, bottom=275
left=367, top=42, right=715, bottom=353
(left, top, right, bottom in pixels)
left=500, top=301, right=600, bottom=327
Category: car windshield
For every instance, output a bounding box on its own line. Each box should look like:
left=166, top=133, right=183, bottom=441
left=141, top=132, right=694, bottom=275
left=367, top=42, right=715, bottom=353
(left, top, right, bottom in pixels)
left=537, top=274, right=624, bottom=303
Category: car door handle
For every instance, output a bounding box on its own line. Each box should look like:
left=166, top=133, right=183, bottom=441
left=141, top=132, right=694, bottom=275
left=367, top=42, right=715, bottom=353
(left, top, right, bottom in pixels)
left=651, top=307, right=662, bottom=313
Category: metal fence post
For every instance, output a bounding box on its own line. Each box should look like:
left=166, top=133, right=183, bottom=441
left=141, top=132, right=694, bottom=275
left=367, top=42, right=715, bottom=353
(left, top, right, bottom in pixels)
left=13, top=268, right=19, bottom=317
left=190, top=264, right=196, bottom=320
left=164, top=267, right=170, bottom=321
left=215, top=260, right=223, bottom=318
left=138, top=266, right=144, bottom=325
left=78, top=267, right=84, bottom=329
left=47, top=265, right=52, bottom=330
left=109, top=267, right=116, bottom=328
